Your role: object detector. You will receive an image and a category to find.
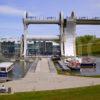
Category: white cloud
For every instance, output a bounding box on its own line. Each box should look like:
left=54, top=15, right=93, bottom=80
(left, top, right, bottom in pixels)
left=0, top=5, right=33, bottom=16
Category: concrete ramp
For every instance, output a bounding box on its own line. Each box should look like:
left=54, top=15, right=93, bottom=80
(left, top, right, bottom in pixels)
left=48, top=58, right=57, bottom=74
left=35, top=58, right=50, bottom=73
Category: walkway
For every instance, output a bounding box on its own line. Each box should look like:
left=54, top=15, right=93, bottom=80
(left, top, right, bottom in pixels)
left=35, top=58, right=50, bottom=73
left=2, top=58, right=100, bottom=93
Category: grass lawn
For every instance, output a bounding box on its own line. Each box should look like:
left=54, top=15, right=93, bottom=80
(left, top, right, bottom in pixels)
left=82, top=75, right=100, bottom=78
left=0, top=85, right=100, bottom=100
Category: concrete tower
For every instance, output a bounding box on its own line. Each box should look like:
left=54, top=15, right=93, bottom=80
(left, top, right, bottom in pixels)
left=59, top=12, right=64, bottom=56
left=23, top=11, right=28, bottom=57
left=64, top=11, right=76, bottom=57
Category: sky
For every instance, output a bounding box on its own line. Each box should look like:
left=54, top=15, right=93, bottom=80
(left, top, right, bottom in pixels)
left=0, top=0, right=100, bottom=38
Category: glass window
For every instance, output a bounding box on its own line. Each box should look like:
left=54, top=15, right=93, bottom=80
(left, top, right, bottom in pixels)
left=1, top=68, right=6, bottom=71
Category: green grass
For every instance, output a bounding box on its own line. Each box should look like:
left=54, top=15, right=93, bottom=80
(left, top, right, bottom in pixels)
left=0, top=85, right=100, bottom=100
left=82, top=75, right=100, bottom=78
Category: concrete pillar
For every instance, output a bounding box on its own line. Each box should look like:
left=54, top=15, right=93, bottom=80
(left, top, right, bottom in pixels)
left=59, top=12, right=64, bottom=56
left=23, top=11, right=28, bottom=58
left=64, top=12, right=76, bottom=57
left=63, top=26, right=67, bottom=56
left=20, top=34, right=24, bottom=57
left=23, top=25, right=28, bottom=57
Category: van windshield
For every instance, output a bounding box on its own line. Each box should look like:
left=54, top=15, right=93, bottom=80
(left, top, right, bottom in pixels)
left=0, top=68, right=6, bottom=71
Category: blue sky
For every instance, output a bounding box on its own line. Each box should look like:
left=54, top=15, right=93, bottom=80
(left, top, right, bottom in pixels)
left=0, top=0, right=100, bottom=38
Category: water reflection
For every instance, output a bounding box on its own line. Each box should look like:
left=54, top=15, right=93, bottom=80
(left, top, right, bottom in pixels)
left=55, top=57, right=100, bottom=76
left=79, top=57, right=100, bottom=76
left=80, top=68, right=96, bottom=75
left=7, top=57, right=100, bottom=79
left=8, top=61, right=32, bottom=80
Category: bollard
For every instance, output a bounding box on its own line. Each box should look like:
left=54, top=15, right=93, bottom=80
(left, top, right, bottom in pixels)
left=8, top=87, right=12, bottom=93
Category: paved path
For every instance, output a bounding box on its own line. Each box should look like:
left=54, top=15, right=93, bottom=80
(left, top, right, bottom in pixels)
left=2, top=58, right=100, bottom=93
left=35, top=58, right=50, bottom=73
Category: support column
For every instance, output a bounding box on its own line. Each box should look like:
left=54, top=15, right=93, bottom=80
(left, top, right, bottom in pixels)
left=59, top=12, right=64, bottom=56
left=64, top=12, right=76, bottom=57
left=23, top=25, right=28, bottom=57
left=23, top=11, right=28, bottom=58
left=20, top=34, right=24, bottom=57
left=63, top=26, right=67, bottom=56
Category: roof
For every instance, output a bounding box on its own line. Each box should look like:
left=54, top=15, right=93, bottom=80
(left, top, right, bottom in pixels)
left=0, top=62, right=13, bottom=68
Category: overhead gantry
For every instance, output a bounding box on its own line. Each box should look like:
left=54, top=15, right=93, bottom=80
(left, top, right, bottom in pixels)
left=22, top=11, right=66, bottom=57
left=22, top=11, right=78, bottom=58
left=22, top=11, right=100, bottom=58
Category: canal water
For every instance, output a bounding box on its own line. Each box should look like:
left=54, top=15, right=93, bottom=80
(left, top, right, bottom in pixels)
left=8, top=61, right=32, bottom=80
left=55, top=57, right=100, bottom=76
left=80, top=57, right=100, bottom=76
left=6, top=57, right=100, bottom=80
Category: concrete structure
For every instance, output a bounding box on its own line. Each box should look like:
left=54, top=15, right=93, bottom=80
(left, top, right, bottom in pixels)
left=63, top=12, right=76, bottom=56
left=27, top=35, right=59, bottom=41
left=22, top=12, right=64, bottom=57
left=22, top=11, right=100, bottom=58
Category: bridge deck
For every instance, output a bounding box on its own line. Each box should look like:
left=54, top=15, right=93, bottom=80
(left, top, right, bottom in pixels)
left=76, top=19, right=100, bottom=25
left=24, top=18, right=100, bottom=25
left=23, top=18, right=59, bottom=25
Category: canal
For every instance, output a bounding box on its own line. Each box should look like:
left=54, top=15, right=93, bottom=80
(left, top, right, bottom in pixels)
left=8, top=61, right=32, bottom=80
left=80, top=57, right=100, bottom=76
left=2, top=57, right=100, bottom=81
left=55, top=57, right=100, bottom=76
